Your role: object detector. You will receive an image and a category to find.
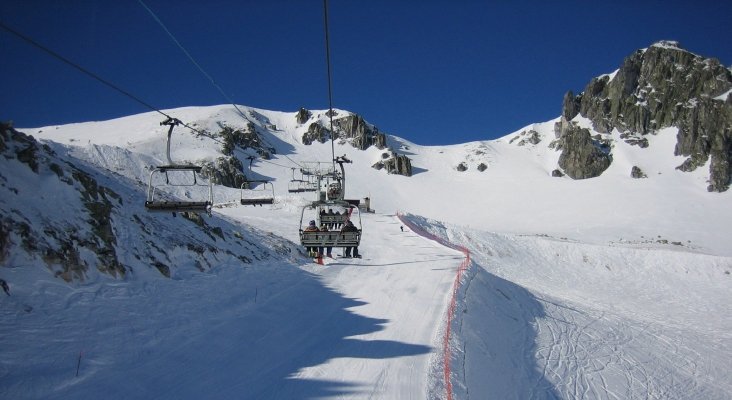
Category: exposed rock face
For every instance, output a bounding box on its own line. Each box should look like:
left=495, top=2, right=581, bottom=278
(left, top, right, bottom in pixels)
left=477, top=163, right=488, bottom=172
left=456, top=162, right=468, bottom=172
left=302, top=122, right=331, bottom=145
left=631, top=166, right=648, bottom=179
left=332, top=114, right=387, bottom=150
left=562, top=41, right=732, bottom=191
left=1, top=122, right=124, bottom=281
left=200, top=156, right=245, bottom=188
left=562, top=91, right=581, bottom=121
left=296, top=108, right=311, bottom=124
left=299, top=112, right=412, bottom=176
left=509, top=129, right=542, bottom=146
left=551, top=169, right=564, bottom=177
left=218, top=123, right=273, bottom=158
left=557, top=124, right=612, bottom=179
left=620, top=132, right=649, bottom=148
left=374, top=151, right=412, bottom=176
left=1, top=122, right=297, bottom=283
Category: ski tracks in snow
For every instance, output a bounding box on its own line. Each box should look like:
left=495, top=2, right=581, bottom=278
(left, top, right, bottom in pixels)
left=449, top=228, right=732, bottom=400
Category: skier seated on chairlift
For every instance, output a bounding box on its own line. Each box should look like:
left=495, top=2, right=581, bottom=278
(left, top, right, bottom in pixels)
left=320, top=223, right=332, bottom=258
left=327, top=183, right=341, bottom=199
left=333, top=209, right=343, bottom=229
left=304, top=220, right=319, bottom=257
left=326, top=208, right=335, bottom=228
left=340, top=220, right=360, bottom=258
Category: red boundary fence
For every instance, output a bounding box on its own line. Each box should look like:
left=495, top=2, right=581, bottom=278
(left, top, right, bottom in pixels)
left=397, top=213, right=470, bottom=400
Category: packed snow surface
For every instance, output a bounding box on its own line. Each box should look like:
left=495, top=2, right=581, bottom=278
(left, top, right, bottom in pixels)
left=2, top=105, right=731, bottom=399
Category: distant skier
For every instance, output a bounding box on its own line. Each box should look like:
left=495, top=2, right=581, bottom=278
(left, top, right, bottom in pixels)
left=400, top=225, right=404, bottom=232
left=0, top=279, right=9, bottom=296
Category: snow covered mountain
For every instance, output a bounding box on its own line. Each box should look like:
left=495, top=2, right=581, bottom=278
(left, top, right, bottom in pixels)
left=1, top=42, right=731, bottom=399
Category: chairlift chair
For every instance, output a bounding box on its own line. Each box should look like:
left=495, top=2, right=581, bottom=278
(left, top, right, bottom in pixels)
left=240, top=180, right=275, bottom=206
left=299, top=200, right=362, bottom=249
left=144, top=118, right=213, bottom=215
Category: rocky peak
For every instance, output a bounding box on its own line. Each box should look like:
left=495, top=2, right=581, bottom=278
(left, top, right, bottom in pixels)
left=561, top=41, right=732, bottom=191
left=332, top=114, right=387, bottom=150
left=296, top=108, right=312, bottom=124
left=301, top=113, right=387, bottom=151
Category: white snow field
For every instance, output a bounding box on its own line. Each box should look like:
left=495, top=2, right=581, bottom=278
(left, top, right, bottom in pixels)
left=2, top=104, right=731, bottom=399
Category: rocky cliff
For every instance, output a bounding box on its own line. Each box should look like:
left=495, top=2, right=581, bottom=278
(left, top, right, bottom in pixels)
left=558, top=41, right=732, bottom=191
left=298, top=109, right=388, bottom=151
left=0, top=122, right=297, bottom=283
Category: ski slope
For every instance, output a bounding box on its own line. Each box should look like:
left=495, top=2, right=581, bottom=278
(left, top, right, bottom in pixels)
left=1, top=208, right=465, bottom=399
left=2, top=104, right=731, bottom=399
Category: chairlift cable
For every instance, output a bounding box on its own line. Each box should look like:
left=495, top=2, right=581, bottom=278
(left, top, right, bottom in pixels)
left=137, top=0, right=304, bottom=170
left=323, top=0, right=337, bottom=171
left=0, top=20, right=223, bottom=142
left=0, top=19, right=304, bottom=206
left=0, top=20, right=298, bottom=179
left=0, top=20, right=172, bottom=122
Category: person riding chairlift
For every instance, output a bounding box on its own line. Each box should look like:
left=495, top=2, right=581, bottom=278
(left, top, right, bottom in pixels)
left=304, top=220, right=319, bottom=257
left=320, top=223, right=332, bottom=258
left=340, top=220, right=360, bottom=258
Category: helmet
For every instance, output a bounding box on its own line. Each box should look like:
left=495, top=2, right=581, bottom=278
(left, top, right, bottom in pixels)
left=309, top=220, right=316, bottom=225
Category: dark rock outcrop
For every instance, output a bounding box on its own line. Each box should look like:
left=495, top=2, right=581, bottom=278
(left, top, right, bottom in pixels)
left=302, top=122, right=331, bottom=145
left=302, top=113, right=387, bottom=151
left=332, top=114, right=387, bottom=150
left=557, top=124, right=612, bottom=179
left=296, top=108, right=311, bottom=124
left=561, top=41, right=732, bottom=191
left=200, top=156, right=245, bottom=188
left=510, top=129, right=542, bottom=146
left=1, top=122, right=125, bottom=281
left=631, top=166, right=648, bottom=179
left=1, top=122, right=298, bottom=283
left=218, top=123, right=273, bottom=159
left=374, top=151, right=412, bottom=176
left=456, top=162, right=468, bottom=172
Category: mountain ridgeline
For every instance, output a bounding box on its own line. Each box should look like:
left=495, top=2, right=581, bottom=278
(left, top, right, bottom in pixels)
left=555, top=41, right=732, bottom=191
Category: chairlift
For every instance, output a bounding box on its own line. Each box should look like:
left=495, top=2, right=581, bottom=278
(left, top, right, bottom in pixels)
left=288, top=167, right=317, bottom=193
left=300, top=161, right=336, bottom=177
left=288, top=180, right=317, bottom=193
left=299, top=200, right=362, bottom=250
left=240, top=180, right=275, bottom=206
left=145, top=118, right=213, bottom=215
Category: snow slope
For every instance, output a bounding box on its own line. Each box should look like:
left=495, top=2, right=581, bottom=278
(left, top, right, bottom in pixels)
left=1, top=104, right=730, bottom=399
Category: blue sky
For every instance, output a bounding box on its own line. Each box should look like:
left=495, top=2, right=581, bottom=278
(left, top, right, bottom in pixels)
left=2, top=1, right=731, bottom=145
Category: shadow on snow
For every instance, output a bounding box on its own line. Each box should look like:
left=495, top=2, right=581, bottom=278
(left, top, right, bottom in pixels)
left=51, top=267, right=430, bottom=400
left=458, top=263, right=561, bottom=399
